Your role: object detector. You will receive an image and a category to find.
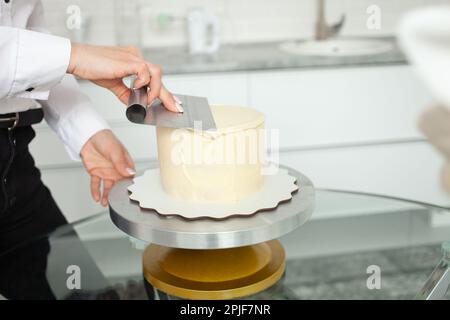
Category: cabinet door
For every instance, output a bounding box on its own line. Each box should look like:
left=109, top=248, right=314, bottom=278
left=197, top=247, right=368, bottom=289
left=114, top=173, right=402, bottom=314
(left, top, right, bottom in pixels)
left=40, top=162, right=155, bottom=223
left=163, top=73, right=248, bottom=105
left=30, top=123, right=158, bottom=167
left=40, top=167, right=98, bottom=222
left=249, top=66, right=434, bottom=149
left=280, top=142, right=450, bottom=208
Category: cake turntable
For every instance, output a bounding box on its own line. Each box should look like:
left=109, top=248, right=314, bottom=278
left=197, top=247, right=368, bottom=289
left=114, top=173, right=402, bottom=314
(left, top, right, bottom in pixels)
left=108, top=163, right=314, bottom=299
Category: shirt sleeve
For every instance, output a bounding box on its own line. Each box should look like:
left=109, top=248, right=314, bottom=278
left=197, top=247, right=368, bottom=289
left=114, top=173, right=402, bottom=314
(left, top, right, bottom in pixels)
left=40, top=75, right=110, bottom=160
left=0, top=26, right=71, bottom=100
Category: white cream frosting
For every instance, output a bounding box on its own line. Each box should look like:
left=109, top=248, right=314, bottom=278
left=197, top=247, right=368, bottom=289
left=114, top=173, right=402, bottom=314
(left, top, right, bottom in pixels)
left=156, top=105, right=265, bottom=203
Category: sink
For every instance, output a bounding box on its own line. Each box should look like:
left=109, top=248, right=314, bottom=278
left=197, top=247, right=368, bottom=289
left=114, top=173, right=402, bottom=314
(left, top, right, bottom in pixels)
left=279, top=39, right=394, bottom=57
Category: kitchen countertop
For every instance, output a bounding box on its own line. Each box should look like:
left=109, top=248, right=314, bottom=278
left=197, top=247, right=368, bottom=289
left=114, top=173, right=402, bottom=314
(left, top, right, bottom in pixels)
left=142, top=36, right=406, bottom=75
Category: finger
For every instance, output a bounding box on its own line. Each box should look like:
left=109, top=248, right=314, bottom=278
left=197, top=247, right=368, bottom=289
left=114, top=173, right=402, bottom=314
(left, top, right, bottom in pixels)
left=133, top=62, right=151, bottom=89
left=159, top=85, right=182, bottom=113
left=101, top=179, right=115, bottom=207
left=111, top=148, right=135, bottom=177
left=124, top=150, right=135, bottom=173
left=108, top=81, right=131, bottom=104
left=90, top=175, right=101, bottom=203
left=146, top=63, right=162, bottom=105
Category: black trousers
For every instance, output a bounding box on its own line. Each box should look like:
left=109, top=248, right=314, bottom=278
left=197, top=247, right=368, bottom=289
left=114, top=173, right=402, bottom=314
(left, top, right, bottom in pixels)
left=0, top=126, right=68, bottom=299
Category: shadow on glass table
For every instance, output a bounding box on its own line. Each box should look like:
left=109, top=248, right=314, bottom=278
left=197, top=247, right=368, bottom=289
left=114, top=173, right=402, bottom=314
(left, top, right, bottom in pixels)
left=0, top=189, right=449, bottom=300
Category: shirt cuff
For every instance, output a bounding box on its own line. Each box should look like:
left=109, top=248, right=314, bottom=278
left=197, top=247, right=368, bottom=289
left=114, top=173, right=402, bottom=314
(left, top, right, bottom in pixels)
left=57, top=107, right=111, bottom=160
left=11, top=29, right=71, bottom=100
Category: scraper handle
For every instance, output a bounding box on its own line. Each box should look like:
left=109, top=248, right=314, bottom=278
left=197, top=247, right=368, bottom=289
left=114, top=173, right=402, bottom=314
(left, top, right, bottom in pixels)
left=126, top=78, right=148, bottom=122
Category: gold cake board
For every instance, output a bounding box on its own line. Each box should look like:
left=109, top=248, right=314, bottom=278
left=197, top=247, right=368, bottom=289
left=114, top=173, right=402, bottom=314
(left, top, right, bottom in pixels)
left=143, top=240, right=285, bottom=300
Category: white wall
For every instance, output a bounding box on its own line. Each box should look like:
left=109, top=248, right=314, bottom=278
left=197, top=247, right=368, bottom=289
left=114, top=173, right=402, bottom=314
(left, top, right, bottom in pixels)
left=41, top=0, right=450, bottom=47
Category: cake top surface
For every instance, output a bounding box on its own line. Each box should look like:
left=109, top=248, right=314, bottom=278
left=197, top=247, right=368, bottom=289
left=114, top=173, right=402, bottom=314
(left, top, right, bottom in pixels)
left=210, top=105, right=265, bottom=132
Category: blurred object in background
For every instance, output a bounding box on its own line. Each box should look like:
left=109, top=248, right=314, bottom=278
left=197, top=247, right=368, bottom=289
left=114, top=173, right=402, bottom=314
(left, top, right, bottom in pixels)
left=186, top=8, right=220, bottom=55
left=114, top=0, right=141, bottom=47
left=139, top=5, right=179, bottom=49
left=279, top=0, right=391, bottom=57
left=444, top=164, right=450, bottom=194
left=315, top=0, right=345, bottom=41
left=398, top=6, right=450, bottom=112
left=399, top=6, right=450, bottom=195
left=41, top=0, right=450, bottom=49
left=419, top=106, right=450, bottom=194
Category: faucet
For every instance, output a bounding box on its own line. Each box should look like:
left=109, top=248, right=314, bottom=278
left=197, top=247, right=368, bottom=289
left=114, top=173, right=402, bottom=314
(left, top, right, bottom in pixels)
left=416, top=241, right=450, bottom=300
left=315, top=0, right=346, bottom=41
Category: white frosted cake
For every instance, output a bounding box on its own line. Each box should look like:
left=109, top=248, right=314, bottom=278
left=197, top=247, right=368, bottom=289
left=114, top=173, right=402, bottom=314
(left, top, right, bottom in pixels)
left=156, top=105, right=265, bottom=203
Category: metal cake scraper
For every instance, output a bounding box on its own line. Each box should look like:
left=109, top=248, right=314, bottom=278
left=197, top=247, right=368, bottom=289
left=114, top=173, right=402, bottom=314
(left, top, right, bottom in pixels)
left=126, top=78, right=216, bottom=131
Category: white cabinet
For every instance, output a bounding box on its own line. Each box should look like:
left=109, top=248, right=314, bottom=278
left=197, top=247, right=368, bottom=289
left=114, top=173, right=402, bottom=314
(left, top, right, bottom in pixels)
left=30, top=122, right=158, bottom=168
left=252, top=66, right=449, bottom=207
left=39, top=162, right=155, bottom=223
left=40, top=167, right=98, bottom=222
left=164, top=73, right=249, bottom=107
left=281, top=142, right=449, bottom=207
left=249, top=66, right=435, bottom=148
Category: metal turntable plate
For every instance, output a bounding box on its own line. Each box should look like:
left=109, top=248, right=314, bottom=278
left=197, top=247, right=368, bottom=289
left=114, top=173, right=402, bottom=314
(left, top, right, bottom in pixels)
left=108, top=164, right=315, bottom=249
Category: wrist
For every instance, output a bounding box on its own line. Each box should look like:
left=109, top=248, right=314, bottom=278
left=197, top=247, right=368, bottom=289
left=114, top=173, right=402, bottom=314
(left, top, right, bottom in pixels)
left=67, top=42, right=80, bottom=75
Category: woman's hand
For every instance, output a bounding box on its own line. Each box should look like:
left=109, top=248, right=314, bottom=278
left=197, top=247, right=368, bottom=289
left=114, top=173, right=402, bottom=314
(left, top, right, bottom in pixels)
left=67, top=44, right=183, bottom=112
left=80, top=129, right=135, bottom=207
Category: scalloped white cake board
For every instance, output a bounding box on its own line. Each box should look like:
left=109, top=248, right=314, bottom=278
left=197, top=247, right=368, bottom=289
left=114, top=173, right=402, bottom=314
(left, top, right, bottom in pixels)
left=128, top=168, right=299, bottom=219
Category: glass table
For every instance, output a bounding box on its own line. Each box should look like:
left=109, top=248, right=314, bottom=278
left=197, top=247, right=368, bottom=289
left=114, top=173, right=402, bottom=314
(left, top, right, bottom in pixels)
left=1, top=189, right=449, bottom=300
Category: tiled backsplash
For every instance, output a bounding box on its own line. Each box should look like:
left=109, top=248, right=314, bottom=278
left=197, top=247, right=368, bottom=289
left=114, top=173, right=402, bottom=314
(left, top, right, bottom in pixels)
left=41, top=0, right=450, bottom=48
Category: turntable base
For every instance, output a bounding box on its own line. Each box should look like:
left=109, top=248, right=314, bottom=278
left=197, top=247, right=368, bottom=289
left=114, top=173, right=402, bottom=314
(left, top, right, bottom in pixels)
left=143, top=240, right=285, bottom=300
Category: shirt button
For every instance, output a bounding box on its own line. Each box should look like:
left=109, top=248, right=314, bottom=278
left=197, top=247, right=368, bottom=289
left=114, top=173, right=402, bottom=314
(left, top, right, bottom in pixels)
left=26, top=87, right=34, bottom=92
left=4, top=0, right=10, bottom=3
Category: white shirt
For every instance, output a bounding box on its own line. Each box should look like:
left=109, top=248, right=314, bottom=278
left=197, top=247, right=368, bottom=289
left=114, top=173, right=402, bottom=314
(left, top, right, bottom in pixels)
left=0, top=0, right=109, bottom=159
